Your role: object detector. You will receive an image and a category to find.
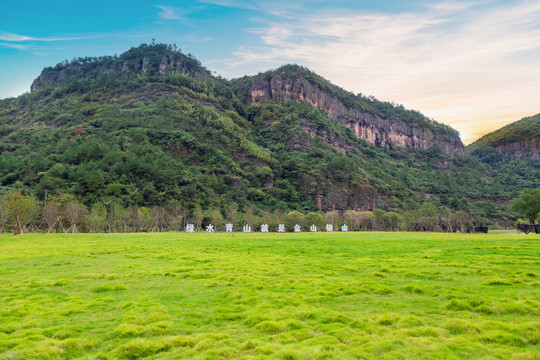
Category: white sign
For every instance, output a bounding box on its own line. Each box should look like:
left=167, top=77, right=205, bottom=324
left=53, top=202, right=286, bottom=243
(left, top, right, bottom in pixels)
left=341, top=224, right=348, bottom=232
left=243, top=224, right=251, bottom=233
left=261, top=224, right=269, bottom=233
left=225, top=223, right=233, bottom=232
left=310, top=224, right=317, bottom=232
left=326, top=224, right=333, bottom=232
left=206, top=224, right=214, bottom=232
left=278, top=224, right=286, bottom=233
left=294, top=224, right=301, bottom=232
left=186, top=224, right=195, bottom=233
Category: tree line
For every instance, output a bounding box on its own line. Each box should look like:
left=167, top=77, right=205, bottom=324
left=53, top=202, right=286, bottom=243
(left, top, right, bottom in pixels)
left=1, top=189, right=481, bottom=235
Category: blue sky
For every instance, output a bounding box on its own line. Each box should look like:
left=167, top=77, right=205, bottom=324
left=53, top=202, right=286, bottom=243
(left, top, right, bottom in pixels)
left=1, top=0, right=539, bottom=143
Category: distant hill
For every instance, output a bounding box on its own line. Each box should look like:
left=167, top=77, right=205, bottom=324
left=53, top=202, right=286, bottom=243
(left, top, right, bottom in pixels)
left=0, top=43, right=538, bottom=224
left=468, top=114, right=540, bottom=161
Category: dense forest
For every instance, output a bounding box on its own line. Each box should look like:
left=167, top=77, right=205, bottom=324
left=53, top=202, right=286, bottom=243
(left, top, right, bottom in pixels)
left=0, top=43, right=538, bottom=233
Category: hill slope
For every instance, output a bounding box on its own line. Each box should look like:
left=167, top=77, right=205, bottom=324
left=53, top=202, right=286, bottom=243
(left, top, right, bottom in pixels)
left=232, top=65, right=465, bottom=156
left=0, top=43, right=538, bottom=224
left=468, top=114, right=540, bottom=161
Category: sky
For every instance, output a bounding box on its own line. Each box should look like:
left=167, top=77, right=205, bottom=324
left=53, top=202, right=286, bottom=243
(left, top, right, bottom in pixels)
left=1, top=0, right=539, bottom=144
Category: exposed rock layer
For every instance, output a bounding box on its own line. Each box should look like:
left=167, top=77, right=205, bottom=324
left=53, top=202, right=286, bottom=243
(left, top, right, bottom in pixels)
left=495, top=139, right=539, bottom=161
left=247, top=76, right=465, bottom=156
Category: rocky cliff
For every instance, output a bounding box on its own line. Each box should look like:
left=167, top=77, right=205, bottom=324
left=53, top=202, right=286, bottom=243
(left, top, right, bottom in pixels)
left=493, top=139, right=539, bottom=161
left=241, top=71, right=465, bottom=156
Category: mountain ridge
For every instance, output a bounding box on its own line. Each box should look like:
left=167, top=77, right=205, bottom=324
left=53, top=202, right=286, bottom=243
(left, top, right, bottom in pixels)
left=232, top=64, right=464, bottom=156
left=468, top=114, right=540, bottom=161
left=28, top=46, right=463, bottom=156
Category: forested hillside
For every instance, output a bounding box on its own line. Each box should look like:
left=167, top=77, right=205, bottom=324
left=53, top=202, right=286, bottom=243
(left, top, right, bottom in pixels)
left=468, top=114, right=540, bottom=161
left=0, top=43, right=538, bottom=231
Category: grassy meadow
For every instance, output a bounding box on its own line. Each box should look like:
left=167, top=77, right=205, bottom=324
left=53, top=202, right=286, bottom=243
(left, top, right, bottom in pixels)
left=0, top=232, right=538, bottom=359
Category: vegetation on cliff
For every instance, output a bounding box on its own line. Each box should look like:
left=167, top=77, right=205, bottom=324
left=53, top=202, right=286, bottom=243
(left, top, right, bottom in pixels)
left=468, top=114, right=540, bottom=161
left=232, top=64, right=460, bottom=138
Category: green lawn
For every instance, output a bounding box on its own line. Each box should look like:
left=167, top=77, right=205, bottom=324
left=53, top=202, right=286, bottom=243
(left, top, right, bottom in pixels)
left=0, top=232, right=538, bottom=359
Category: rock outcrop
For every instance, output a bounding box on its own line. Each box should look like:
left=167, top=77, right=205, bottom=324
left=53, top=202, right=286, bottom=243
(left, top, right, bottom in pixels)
left=494, top=139, right=539, bottom=161
left=246, top=75, right=465, bottom=156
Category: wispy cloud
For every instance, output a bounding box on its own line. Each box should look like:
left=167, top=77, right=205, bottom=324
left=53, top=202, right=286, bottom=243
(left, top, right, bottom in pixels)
left=427, top=1, right=475, bottom=12
left=230, top=0, right=540, bottom=143
left=0, top=42, right=29, bottom=50
left=155, top=5, right=185, bottom=20
left=198, top=0, right=301, bottom=17
left=0, top=32, right=85, bottom=42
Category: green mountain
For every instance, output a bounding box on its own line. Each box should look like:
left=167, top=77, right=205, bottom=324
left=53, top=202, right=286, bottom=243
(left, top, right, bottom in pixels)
left=0, top=43, right=538, bottom=225
left=468, top=114, right=540, bottom=161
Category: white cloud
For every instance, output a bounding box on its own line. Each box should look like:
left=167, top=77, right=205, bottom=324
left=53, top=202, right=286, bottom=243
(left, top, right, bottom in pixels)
left=155, top=5, right=185, bottom=20
left=0, top=32, right=84, bottom=42
left=229, top=0, right=540, bottom=144
left=0, top=42, right=28, bottom=50
left=427, top=1, right=475, bottom=12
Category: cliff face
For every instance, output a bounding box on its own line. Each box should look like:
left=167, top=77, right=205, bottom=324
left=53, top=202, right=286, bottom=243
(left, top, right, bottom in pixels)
left=247, top=76, right=465, bottom=156
left=494, top=139, right=540, bottom=161
left=31, top=54, right=209, bottom=92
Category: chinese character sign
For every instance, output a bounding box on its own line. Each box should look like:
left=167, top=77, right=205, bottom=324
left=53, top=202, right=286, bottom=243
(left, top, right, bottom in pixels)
left=294, top=224, right=301, bottom=232
left=310, top=224, right=317, bottom=232
left=278, top=224, right=285, bottom=233
left=261, top=224, right=269, bottom=233
left=186, top=224, right=195, bottom=233
left=206, top=224, right=214, bottom=232
left=243, top=225, right=251, bottom=233
left=341, top=224, right=348, bottom=232
left=326, top=224, right=333, bottom=232
left=225, top=223, right=233, bottom=232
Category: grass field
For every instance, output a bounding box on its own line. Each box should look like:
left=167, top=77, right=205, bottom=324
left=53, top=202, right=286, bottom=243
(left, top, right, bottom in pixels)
left=0, top=232, right=538, bottom=359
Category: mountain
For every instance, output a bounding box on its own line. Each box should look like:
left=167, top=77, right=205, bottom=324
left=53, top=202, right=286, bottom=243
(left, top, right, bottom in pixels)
left=468, top=114, right=540, bottom=161
left=31, top=43, right=210, bottom=91
left=0, top=43, right=538, bottom=225
left=232, top=65, right=465, bottom=156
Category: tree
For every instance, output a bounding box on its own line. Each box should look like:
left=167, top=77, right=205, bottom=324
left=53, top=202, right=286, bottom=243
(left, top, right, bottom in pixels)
left=358, top=211, right=374, bottom=231
left=192, top=204, right=204, bottom=231
left=151, top=206, right=168, bottom=232
left=131, top=206, right=152, bottom=232
left=419, top=202, right=439, bottom=231
left=324, top=210, right=340, bottom=228
left=343, top=210, right=360, bottom=230
left=383, top=211, right=402, bottom=231
left=372, top=209, right=386, bottom=230
left=243, top=206, right=256, bottom=228
left=270, top=208, right=284, bottom=232
left=86, top=202, right=107, bottom=233
left=64, top=201, right=87, bottom=233
left=304, top=212, right=324, bottom=230
left=166, top=199, right=185, bottom=231
left=108, top=202, right=128, bottom=232
left=42, top=201, right=61, bottom=233
left=7, top=190, right=37, bottom=235
left=285, top=210, right=304, bottom=231
left=74, top=124, right=86, bottom=137
left=225, top=205, right=242, bottom=230
left=0, top=197, right=8, bottom=233
left=510, top=188, right=540, bottom=224
left=208, top=207, right=224, bottom=231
